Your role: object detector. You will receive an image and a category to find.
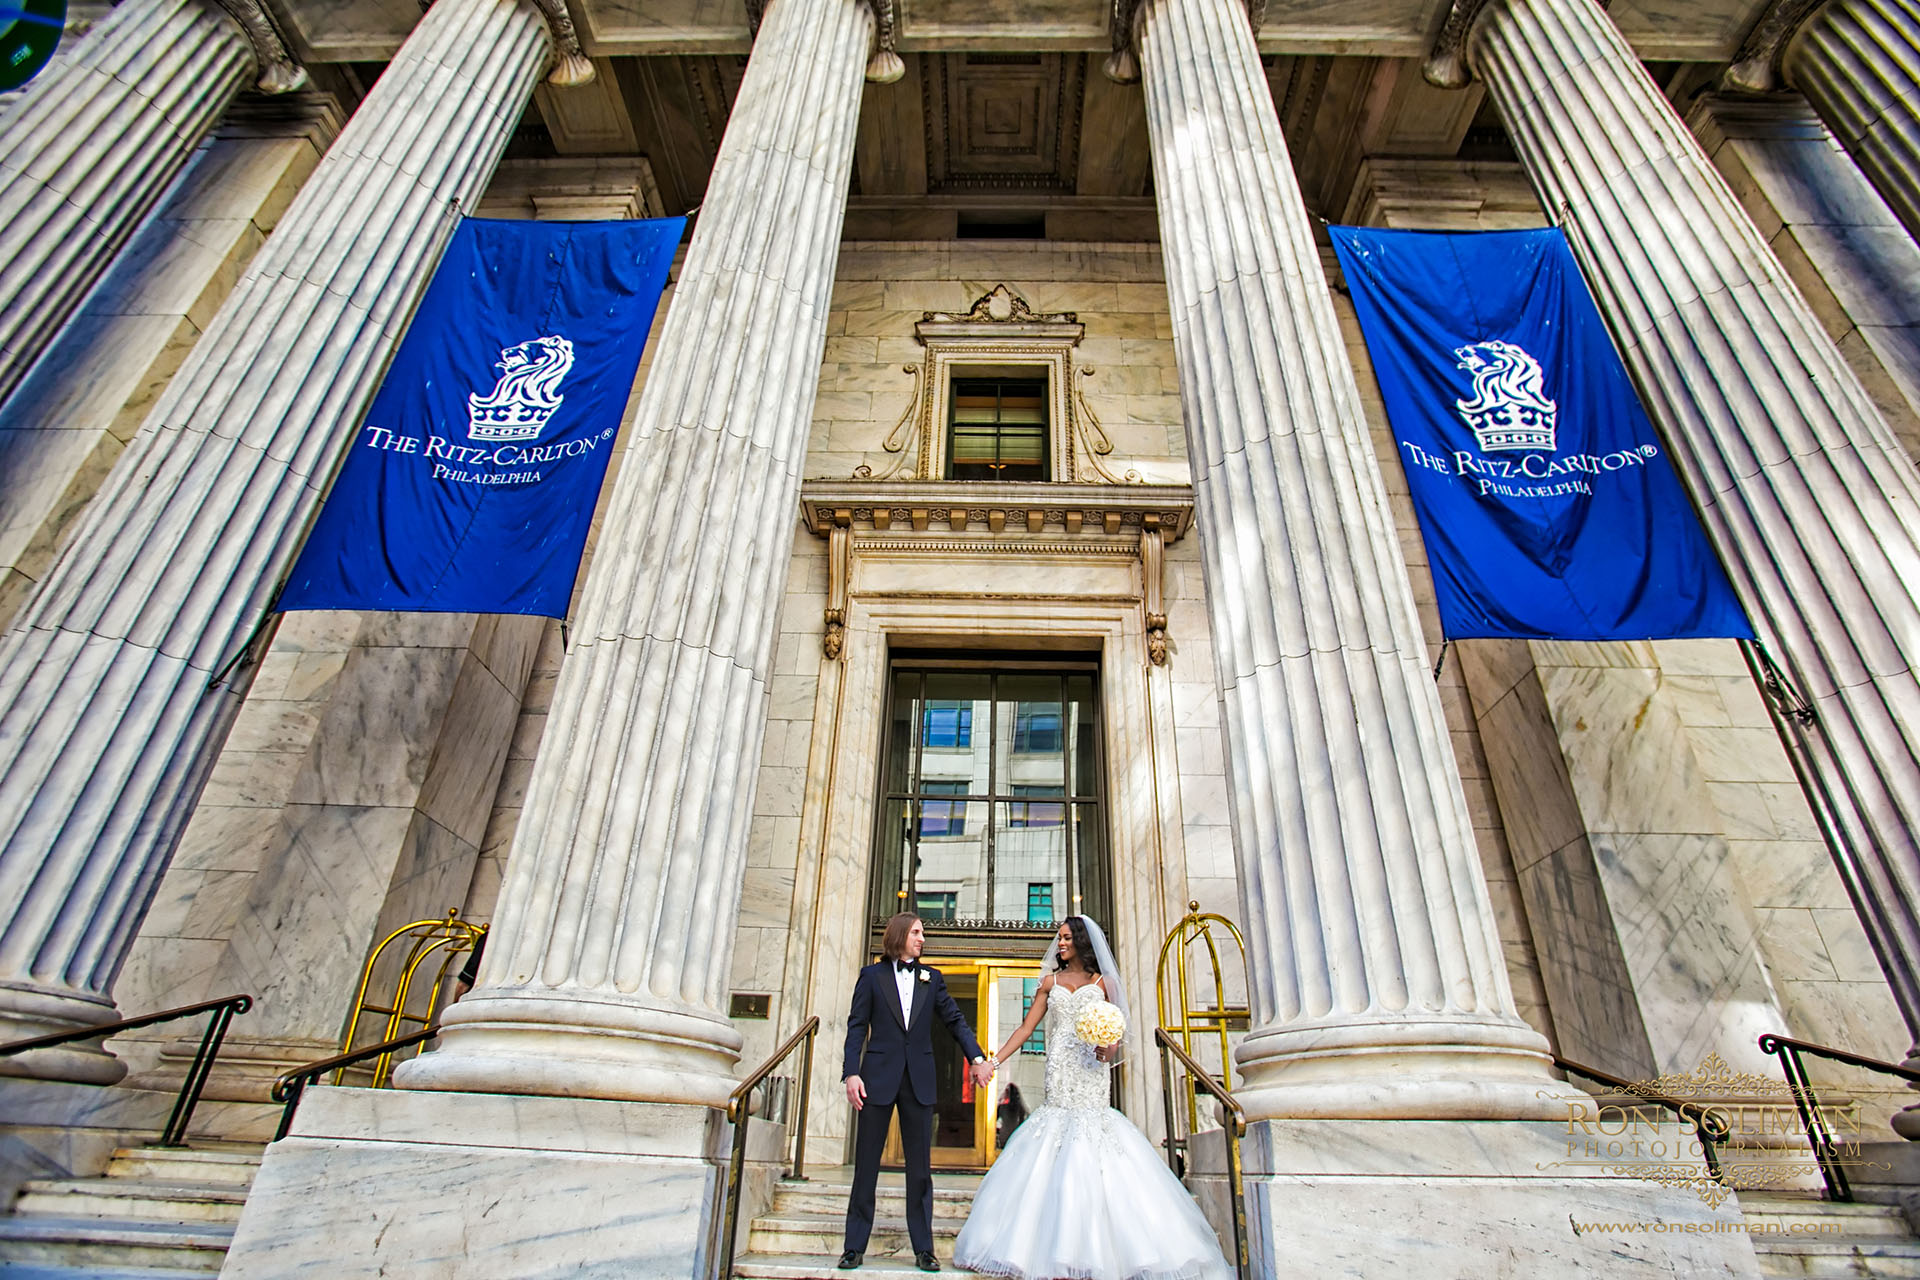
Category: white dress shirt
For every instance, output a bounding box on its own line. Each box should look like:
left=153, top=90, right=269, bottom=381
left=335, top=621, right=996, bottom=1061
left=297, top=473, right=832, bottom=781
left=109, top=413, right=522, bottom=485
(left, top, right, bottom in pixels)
left=894, top=961, right=916, bottom=1026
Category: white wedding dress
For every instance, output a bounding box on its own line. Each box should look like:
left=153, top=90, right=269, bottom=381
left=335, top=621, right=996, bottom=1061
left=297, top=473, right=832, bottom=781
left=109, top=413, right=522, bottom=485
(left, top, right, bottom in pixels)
left=953, top=980, right=1234, bottom=1280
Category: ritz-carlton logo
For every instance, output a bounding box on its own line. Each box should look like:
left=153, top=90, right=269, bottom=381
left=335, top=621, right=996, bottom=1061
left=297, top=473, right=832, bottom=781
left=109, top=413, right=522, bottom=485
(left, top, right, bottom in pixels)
left=1453, top=340, right=1557, bottom=453
left=468, top=335, right=576, bottom=442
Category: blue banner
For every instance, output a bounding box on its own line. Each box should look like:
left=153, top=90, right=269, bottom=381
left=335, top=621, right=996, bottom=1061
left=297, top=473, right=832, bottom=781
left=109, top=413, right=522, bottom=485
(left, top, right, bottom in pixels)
left=1328, top=225, right=1751, bottom=641
left=280, top=216, right=683, bottom=618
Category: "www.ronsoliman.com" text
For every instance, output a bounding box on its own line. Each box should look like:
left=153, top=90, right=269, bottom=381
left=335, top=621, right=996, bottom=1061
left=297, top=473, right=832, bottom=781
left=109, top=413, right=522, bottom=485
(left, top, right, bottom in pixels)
left=1572, top=1221, right=1843, bottom=1236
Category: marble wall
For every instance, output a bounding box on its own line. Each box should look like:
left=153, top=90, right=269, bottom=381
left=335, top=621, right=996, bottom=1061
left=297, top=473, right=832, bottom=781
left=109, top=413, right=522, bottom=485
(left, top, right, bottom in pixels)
left=1690, top=95, right=1920, bottom=460
left=1655, top=637, right=1909, bottom=1125
left=0, top=95, right=338, bottom=626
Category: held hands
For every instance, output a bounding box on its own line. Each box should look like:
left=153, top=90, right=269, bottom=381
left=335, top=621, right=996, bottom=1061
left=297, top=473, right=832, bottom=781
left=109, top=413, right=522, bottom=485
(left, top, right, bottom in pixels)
left=845, top=1074, right=866, bottom=1111
left=970, top=1059, right=996, bottom=1088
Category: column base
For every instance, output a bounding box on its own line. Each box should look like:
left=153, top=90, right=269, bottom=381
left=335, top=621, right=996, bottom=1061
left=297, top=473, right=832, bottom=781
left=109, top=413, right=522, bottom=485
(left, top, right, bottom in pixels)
left=220, top=1087, right=785, bottom=1280
left=393, top=989, right=744, bottom=1107
left=1187, top=1119, right=1764, bottom=1278
left=0, top=983, right=127, bottom=1085
left=1233, top=1014, right=1576, bottom=1120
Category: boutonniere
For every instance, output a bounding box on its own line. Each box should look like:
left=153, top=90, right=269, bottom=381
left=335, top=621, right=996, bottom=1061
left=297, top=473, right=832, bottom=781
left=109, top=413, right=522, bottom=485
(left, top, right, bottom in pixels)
left=917, top=969, right=931, bottom=984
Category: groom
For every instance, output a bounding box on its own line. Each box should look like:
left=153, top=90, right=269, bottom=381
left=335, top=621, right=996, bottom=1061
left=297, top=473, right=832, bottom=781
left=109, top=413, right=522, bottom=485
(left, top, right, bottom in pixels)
left=840, top=913, right=992, bottom=1273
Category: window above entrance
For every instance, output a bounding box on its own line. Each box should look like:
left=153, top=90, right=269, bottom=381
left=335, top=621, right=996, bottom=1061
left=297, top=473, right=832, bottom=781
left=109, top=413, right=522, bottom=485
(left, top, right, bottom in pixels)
left=854, top=284, right=1144, bottom=485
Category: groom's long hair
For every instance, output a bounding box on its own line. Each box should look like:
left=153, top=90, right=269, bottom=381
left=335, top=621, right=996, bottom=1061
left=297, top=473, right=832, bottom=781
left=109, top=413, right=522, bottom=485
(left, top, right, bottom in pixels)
left=881, top=912, right=920, bottom=961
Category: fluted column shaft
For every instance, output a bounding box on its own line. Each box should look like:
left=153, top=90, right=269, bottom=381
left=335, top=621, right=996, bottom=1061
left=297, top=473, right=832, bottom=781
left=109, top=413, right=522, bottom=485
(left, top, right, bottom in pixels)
left=0, top=0, right=550, bottom=1083
left=0, top=0, right=256, bottom=410
left=1136, top=0, right=1563, bottom=1122
left=1469, top=0, right=1920, bottom=1051
left=397, top=0, right=871, bottom=1108
left=1785, top=0, right=1920, bottom=246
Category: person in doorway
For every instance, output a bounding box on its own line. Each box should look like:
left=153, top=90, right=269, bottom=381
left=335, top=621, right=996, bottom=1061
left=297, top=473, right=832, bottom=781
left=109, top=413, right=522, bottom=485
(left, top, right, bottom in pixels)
left=841, top=913, right=993, bottom=1273
left=994, top=1082, right=1027, bottom=1149
left=954, top=915, right=1233, bottom=1280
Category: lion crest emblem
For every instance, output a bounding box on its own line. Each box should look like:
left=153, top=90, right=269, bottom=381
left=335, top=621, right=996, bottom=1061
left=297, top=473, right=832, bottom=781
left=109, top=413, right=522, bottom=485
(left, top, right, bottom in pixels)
left=467, top=335, right=575, bottom=443
left=1453, top=340, right=1557, bottom=453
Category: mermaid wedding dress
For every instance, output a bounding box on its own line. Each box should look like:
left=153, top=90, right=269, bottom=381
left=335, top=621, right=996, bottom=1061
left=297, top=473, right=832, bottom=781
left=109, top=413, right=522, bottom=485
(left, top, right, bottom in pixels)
left=952, top=979, right=1234, bottom=1280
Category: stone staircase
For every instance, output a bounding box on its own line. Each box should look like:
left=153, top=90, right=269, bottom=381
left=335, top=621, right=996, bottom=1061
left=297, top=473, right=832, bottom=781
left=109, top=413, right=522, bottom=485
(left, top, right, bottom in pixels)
left=1742, top=1192, right=1920, bottom=1278
left=0, top=1143, right=261, bottom=1279
left=731, top=1168, right=982, bottom=1278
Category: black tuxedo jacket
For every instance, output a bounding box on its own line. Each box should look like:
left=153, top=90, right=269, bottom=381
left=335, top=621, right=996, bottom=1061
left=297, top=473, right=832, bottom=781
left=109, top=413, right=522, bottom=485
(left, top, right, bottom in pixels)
left=842, top=959, right=984, bottom=1107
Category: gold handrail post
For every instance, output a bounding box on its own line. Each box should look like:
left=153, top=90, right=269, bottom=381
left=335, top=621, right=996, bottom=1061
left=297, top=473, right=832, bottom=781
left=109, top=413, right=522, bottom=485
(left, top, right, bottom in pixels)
left=1156, top=901, right=1248, bottom=1134
left=335, top=909, right=483, bottom=1086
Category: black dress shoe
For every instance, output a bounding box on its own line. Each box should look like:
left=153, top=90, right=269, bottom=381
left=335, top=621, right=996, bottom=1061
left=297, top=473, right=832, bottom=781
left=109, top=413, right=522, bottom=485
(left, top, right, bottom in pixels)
left=837, top=1251, right=863, bottom=1270
left=915, top=1252, right=940, bottom=1273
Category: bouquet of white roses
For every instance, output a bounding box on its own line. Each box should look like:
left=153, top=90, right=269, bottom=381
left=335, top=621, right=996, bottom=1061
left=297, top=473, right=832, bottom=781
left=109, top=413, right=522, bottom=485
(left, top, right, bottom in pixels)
left=1074, top=999, right=1125, bottom=1050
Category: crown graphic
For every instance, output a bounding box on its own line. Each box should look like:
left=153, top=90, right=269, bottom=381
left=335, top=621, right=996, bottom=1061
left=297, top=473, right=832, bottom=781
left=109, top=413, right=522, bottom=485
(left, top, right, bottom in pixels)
left=1454, top=340, right=1558, bottom=453
left=467, top=335, right=575, bottom=444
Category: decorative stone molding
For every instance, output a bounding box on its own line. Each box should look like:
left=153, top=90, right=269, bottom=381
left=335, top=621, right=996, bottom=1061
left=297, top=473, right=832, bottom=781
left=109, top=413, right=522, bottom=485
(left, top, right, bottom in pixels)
left=800, top=480, right=1194, bottom=660
left=1104, top=0, right=1264, bottom=82
left=825, top=517, right=850, bottom=660
left=1723, top=0, right=1831, bottom=92
left=1140, top=525, right=1168, bottom=665
left=1424, top=0, right=1612, bottom=88
left=923, top=284, right=1075, bottom=327
left=208, top=0, right=307, bottom=92
left=523, top=0, right=593, bottom=85
left=749, top=0, right=900, bottom=83
left=861, top=283, right=1145, bottom=485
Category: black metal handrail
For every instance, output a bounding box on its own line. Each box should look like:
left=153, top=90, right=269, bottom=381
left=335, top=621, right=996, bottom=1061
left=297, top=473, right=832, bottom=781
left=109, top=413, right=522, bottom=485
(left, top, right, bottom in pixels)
left=1154, top=1028, right=1248, bottom=1280
left=0, top=993, right=251, bottom=1148
left=270, top=1026, right=438, bottom=1141
left=715, top=1016, right=818, bottom=1280
left=1554, top=1054, right=1728, bottom=1180
left=1759, top=1032, right=1920, bottom=1201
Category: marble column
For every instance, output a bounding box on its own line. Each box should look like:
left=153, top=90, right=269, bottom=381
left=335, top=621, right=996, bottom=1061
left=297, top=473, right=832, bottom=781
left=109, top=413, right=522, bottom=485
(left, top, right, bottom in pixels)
left=1439, top=0, right=1920, bottom=1069
left=1727, top=0, right=1920, bottom=249
left=1132, top=0, right=1565, bottom=1122
left=0, top=0, right=555, bottom=1084
left=396, top=0, right=873, bottom=1109
left=0, top=0, right=304, bottom=411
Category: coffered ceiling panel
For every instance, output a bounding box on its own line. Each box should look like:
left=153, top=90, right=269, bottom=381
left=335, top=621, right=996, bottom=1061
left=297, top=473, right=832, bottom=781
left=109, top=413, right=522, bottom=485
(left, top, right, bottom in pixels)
left=924, top=54, right=1085, bottom=192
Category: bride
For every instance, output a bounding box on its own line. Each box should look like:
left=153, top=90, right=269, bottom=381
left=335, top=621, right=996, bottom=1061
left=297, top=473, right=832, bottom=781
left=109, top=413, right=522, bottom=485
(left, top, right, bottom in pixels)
left=954, top=915, right=1233, bottom=1280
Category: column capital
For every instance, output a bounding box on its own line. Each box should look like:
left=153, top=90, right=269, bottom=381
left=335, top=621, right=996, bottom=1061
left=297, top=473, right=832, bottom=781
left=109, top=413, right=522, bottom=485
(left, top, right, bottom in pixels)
left=517, top=0, right=593, bottom=85
left=1102, top=0, right=1265, bottom=83
left=747, top=0, right=898, bottom=81
left=208, top=0, right=308, bottom=93
left=1424, top=0, right=1613, bottom=88
left=1723, top=0, right=1832, bottom=92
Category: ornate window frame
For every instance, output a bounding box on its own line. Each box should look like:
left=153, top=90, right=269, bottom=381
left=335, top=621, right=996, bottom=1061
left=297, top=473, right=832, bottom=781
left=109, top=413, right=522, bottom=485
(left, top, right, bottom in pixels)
left=871, top=285, right=1134, bottom=485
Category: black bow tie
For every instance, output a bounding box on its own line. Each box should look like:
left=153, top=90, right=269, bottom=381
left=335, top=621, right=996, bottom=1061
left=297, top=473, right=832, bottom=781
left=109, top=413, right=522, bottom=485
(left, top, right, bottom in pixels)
left=895, top=960, right=921, bottom=974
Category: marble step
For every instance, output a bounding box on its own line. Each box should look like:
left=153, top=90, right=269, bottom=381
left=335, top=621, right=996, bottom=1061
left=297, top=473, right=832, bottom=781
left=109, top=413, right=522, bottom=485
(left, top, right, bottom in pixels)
left=734, top=1254, right=963, bottom=1279
left=1749, top=1237, right=1920, bottom=1278
left=769, top=1183, right=976, bottom=1221
left=0, top=1217, right=232, bottom=1272
left=747, top=1213, right=958, bottom=1261
left=102, top=1148, right=261, bottom=1187
left=1741, top=1195, right=1912, bottom=1237
left=13, top=1180, right=249, bottom=1224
